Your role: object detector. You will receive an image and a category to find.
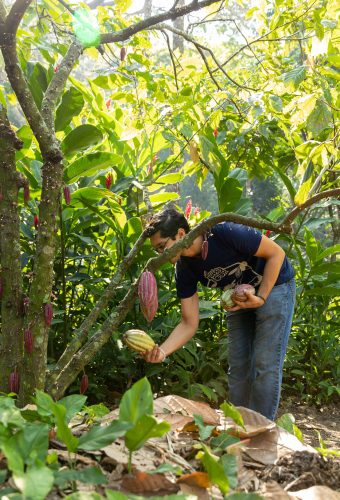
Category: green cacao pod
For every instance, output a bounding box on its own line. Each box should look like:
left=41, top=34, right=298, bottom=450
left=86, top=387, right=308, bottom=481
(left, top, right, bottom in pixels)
left=221, top=289, right=235, bottom=309
left=123, top=329, right=155, bottom=353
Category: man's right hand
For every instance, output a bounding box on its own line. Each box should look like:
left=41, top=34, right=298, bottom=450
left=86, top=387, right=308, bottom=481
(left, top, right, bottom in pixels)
left=140, top=345, right=166, bottom=363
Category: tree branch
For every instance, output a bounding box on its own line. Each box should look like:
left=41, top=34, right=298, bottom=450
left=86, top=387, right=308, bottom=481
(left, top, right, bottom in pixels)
left=5, top=0, right=32, bottom=33
left=41, top=41, right=83, bottom=130
left=281, top=189, right=340, bottom=227
left=100, top=0, right=221, bottom=44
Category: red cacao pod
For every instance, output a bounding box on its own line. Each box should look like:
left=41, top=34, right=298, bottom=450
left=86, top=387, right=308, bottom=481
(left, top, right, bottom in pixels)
left=194, top=207, right=200, bottom=216
left=63, top=186, right=71, bottom=205
left=105, top=173, right=113, bottom=190
left=24, top=328, right=34, bottom=354
left=213, top=129, right=218, bottom=138
left=120, top=47, right=126, bottom=61
left=34, top=215, right=39, bottom=228
left=138, top=271, right=158, bottom=322
left=44, top=303, right=53, bottom=326
left=9, top=367, right=20, bottom=393
left=232, top=284, right=256, bottom=302
left=80, top=374, right=89, bottom=394
left=24, top=184, right=30, bottom=204
left=265, top=230, right=271, bottom=237
left=201, top=239, right=208, bottom=260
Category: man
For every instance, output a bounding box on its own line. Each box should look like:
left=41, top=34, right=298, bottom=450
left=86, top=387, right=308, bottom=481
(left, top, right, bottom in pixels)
left=143, top=208, right=296, bottom=420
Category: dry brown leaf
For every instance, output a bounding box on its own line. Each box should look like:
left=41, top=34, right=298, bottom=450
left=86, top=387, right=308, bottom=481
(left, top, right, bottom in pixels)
left=179, top=483, right=211, bottom=500
left=121, top=469, right=179, bottom=495
left=154, top=413, right=193, bottom=431
left=261, top=480, right=296, bottom=499
left=177, top=471, right=211, bottom=489
left=154, top=395, right=219, bottom=425
left=293, top=485, right=340, bottom=500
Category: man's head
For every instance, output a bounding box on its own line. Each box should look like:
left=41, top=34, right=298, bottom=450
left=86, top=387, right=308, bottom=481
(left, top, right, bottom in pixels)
left=145, top=208, right=190, bottom=264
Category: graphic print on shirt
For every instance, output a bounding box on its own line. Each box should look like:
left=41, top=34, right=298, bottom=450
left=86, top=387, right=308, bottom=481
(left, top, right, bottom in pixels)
left=203, top=261, right=263, bottom=288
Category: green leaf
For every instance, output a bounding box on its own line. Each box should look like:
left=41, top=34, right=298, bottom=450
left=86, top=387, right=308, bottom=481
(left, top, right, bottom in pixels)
left=58, top=395, right=87, bottom=422
left=52, top=403, right=79, bottom=453
left=304, top=227, right=318, bottom=263
left=34, top=390, right=55, bottom=418
left=119, top=377, right=153, bottom=425
left=218, top=178, right=243, bottom=213
left=13, top=464, right=54, bottom=500
left=12, top=423, right=49, bottom=465
left=220, top=402, right=245, bottom=430
left=193, top=414, right=215, bottom=441
left=220, top=453, right=238, bottom=489
left=61, top=125, right=103, bottom=156
left=64, top=493, right=103, bottom=500
left=54, top=466, right=108, bottom=487
left=149, top=192, right=179, bottom=204
left=304, top=286, right=340, bottom=296
left=276, top=413, right=303, bottom=442
left=315, top=244, right=340, bottom=261
left=200, top=444, right=229, bottom=494
left=124, top=414, right=170, bottom=452
left=279, top=65, right=306, bottom=89
left=0, top=396, right=26, bottom=429
left=210, top=431, right=240, bottom=450
left=78, top=420, right=132, bottom=451
left=71, top=187, right=118, bottom=205
left=55, top=87, right=84, bottom=132
left=65, top=152, right=123, bottom=183
left=307, top=99, right=332, bottom=136
left=2, top=440, right=24, bottom=474
left=294, top=177, right=313, bottom=206
left=27, top=62, right=48, bottom=109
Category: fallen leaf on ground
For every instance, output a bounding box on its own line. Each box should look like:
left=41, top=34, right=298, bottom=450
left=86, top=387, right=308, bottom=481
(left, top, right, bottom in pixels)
left=121, top=469, right=179, bottom=494
left=154, top=395, right=220, bottom=425
left=177, top=471, right=211, bottom=488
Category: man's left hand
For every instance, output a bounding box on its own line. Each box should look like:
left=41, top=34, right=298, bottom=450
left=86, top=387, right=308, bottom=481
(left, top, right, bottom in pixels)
left=224, top=290, right=265, bottom=312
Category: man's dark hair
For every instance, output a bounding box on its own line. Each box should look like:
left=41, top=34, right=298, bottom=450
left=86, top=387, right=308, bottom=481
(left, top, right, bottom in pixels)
left=145, top=208, right=190, bottom=238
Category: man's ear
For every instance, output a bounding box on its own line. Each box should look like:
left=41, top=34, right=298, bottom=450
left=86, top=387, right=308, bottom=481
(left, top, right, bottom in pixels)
left=178, top=228, right=186, bottom=238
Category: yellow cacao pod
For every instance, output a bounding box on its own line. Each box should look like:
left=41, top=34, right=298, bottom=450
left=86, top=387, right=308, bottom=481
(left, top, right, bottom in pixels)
left=123, top=329, right=155, bottom=353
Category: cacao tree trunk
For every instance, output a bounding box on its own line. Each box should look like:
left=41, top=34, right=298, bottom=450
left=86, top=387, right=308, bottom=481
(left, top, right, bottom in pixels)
left=0, top=105, right=24, bottom=394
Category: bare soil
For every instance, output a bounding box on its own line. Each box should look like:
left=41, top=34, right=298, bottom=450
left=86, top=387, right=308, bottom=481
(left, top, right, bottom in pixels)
left=277, top=398, right=340, bottom=450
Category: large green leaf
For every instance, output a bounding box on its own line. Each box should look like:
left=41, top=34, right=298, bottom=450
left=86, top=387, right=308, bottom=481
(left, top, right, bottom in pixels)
left=201, top=444, right=229, bottom=494
left=304, top=227, right=319, bottom=264
left=52, top=403, right=79, bottom=453
left=124, top=414, right=170, bottom=452
left=119, top=377, right=153, bottom=425
left=11, top=422, right=49, bottom=465
left=218, top=178, right=243, bottom=213
left=13, top=464, right=54, bottom=500
left=55, top=87, right=84, bottom=132
left=307, top=99, right=332, bottom=136
left=58, top=395, right=87, bottom=422
left=27, top=62, right=48, bottom=109
left=61, top=125, right=103, bottom=156
left=78, top=420, right=132, bottom=451
left=279, top=65, right=306, bottom=89
left=65, top=152, right=123, bottom=183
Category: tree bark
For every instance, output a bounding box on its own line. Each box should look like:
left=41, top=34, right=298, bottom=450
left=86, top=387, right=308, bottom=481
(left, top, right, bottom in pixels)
left=0, top=106, right=24, bottom=394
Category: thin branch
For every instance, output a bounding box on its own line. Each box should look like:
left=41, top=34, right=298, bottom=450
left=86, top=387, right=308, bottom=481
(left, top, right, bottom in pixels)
left=161, top=29, right=179, bottom=91
left=282, top=189, right=340, bottom=227
left=100, top=0, right=222, bottom=44
left=151, top=23, right=257, bottom=91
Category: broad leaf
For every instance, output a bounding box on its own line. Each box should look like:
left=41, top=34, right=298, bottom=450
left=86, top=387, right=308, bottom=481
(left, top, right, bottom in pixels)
left=193, top=414, right=215, bottom=441
left=200, top=444, right=229, bottom=494
left=61, top=125, right=103, bottom=156
left=58, top=395, right=87, bottom=422
left=52, top=403, right=79, bottom=453
left=78, top=420, right=132, bottom=450
left=119, top=377, right=153, bottom=425
left=13, top=464, right=54, bottom=500
left=55, top=87, right=84, bottom=132
left=220, top=402, right=245, bottom=430
left=65, top=152, right=123, bottom=183
left=124, top=414, right=170, bottom=452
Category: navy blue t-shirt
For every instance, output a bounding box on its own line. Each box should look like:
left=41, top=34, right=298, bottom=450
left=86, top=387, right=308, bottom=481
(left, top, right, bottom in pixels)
left=175, top=222, right=295, bottom=299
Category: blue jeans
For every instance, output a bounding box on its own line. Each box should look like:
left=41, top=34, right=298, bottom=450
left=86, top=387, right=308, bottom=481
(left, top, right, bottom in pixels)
left=226, top=278, right=296, bottom=421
